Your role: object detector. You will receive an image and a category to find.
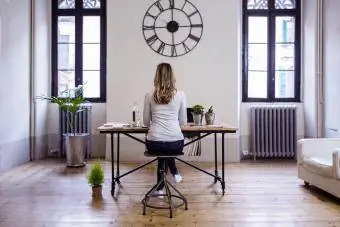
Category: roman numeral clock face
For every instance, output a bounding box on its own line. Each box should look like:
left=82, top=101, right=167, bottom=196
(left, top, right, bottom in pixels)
left=142, top=0, right=203, bottom=57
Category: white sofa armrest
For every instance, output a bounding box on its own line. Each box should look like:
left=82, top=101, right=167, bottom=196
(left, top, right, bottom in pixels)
left=297, top=138, right=340, bottom=164
left=333, top=148, right=340, bottom=179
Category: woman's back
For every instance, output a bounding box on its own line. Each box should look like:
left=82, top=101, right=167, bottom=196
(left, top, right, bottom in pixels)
left=143, top=90, right=187, bottom=141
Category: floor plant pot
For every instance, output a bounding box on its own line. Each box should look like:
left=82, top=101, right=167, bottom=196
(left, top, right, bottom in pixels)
left=65, top=133, right=88, bottom=167
left=205, top=113, right=215, bottom=125
left=92, top=185, right=102, bottom=198
left=192, top=113, right=203, bottom=125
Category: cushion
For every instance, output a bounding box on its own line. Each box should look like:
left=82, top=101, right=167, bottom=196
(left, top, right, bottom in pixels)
left=301, top=155, right=334, bottom=178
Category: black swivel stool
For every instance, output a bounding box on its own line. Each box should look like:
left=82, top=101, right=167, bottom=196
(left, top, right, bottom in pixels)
left=142, top=151, right=188, bottom=218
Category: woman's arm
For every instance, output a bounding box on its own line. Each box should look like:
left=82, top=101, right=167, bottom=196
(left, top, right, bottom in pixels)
left=178, top=92, right=187, bottom=126
left=143, top=93, right=151, bottom=126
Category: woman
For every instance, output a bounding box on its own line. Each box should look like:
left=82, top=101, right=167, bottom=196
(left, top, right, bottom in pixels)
left=143, top=62, right=187, bottom=195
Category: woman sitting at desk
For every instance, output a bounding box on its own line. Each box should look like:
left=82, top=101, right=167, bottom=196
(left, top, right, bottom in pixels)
left=143, top=62, right=187, bottom=196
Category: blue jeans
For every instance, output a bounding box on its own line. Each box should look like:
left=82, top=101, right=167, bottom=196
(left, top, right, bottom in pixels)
left=146, top=139, right=184, bottom=190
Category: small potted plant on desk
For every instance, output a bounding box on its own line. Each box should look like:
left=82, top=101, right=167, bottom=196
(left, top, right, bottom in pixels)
left=87, top=161, right=104, bottom=198
left=36, top=85, right=89, bottom=167
left=205, top=106, right=215, bottom=125
left=191, top=104, right=204, bottom=125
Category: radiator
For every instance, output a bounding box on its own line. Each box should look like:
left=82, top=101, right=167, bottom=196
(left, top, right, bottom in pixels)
left=250, top=105, right=297, bottom=160
left=59, top=103, right=92, bottom=158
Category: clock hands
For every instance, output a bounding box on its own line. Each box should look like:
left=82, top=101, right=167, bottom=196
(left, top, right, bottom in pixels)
left=169, top=0, right=174, bottom=21
left=179, top=24, right=203, bottom=28
left=149, top=24, right=203, bottom=29
left=172, top=33, right=175, bottom=46
left=158, top=17, right=168, bottom=24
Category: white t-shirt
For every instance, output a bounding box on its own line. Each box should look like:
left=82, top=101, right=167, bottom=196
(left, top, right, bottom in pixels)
left=143, top=90, right=187, bottom=141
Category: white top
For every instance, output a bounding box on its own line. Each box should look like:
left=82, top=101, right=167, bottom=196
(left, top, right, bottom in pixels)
left=143, top=90, right=187, bottom=141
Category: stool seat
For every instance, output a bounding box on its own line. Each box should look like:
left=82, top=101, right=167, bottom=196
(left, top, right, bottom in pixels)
left=144, top=151, right=184, bottom=158
left=142, top=152, right=187, bottom=218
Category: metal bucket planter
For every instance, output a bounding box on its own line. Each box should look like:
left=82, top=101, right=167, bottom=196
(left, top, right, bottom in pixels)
left=64, top=133, right=89, bottom=167
left=192, top=113, right=203, bottom=125
left=205, top=113, right=215, bottom=125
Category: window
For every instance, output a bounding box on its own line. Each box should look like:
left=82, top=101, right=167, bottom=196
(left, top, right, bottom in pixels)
left=52, top=0, right=107, bottom=102
left=242, top=0, right=301, bottom=102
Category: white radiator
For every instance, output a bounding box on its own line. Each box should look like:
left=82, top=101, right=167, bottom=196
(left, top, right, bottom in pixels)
left=250, top=105, right=297, bottom=160
left=59, top=103, right=92, bottom=158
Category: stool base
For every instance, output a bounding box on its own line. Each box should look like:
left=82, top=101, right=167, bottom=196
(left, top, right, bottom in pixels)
left=142, top=171, right=188, bottom=218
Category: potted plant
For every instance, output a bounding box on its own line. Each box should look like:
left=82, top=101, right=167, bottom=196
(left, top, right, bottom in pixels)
left=87, top=160, right=104, bottom=198
left=191, top=104, right=204, bottom=125
left=36, top=85, right=89, bottom=167
left=205, top=106, right=215, bottom=125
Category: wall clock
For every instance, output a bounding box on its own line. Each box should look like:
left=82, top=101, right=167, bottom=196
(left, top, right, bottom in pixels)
left=142, top=0, right=203, bottom=57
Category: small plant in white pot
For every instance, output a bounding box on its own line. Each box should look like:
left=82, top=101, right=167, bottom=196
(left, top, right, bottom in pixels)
left=87, top=161, right=104, bottom=198
left=205, top=106, right=215, bottom=125
left=191, top=104, right=204, bottom=125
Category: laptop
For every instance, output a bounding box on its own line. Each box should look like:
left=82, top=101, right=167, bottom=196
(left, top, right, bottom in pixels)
left=185, top=107, right=199, bottom=138
left=187, top=108, right=193, bottom=123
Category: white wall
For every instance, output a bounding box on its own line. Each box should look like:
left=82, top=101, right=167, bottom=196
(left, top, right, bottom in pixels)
left=28, top=1, right=106, bottom=158
left=106, top=0, right=241, bottom=162
left=301, top=0, right=340, bottom=139
left=302, top=0, right=318, bottom=138
left=45, top=0, right=311, bottom=162
left=0, top=0, right=316, bottom=170
left=0, top=0, right=31, bottom=172
left=237, top=2, right=307, bottom=156
left=32, top=0, right=50, bottom=159
left=323, top=0, right=340, bottom=138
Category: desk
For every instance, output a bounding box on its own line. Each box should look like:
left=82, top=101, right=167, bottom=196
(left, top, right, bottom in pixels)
left=98, top=124, right=237, bottom=196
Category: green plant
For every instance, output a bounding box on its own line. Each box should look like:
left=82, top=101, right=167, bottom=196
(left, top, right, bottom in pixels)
left=36, top=85, right=87, bottom=135
left=207, top=106, right=214, bottom=114
left=192, top=104, right=204, bottom=114
left=87, top=161, right=104, bottom=187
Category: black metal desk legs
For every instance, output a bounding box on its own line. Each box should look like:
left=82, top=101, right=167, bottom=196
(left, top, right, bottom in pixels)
left=110, top=133, right=158, bottom=197
left=175, top=132, right=226, bottom=195
left=213, top=132, right=226, bottom=195
left=110, top=133, right=121, bottom=196
left=110, top=133, right=115, bottom=196
left=110, top=132, right=122, bottom=196
left=221, top=133, right=225, bottom=195
left=109, top=132, right=227, bottom=196
left=214, top=133, right=218, bottom=183
left=116, top=133, right=120, bottom=184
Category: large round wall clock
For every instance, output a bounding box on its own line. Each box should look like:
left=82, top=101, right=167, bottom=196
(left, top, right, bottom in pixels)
left=142, top=0, right=203, bottom=57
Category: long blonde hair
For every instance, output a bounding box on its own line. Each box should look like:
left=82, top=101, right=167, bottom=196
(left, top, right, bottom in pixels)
left=153, top=63, right=176, bottom=104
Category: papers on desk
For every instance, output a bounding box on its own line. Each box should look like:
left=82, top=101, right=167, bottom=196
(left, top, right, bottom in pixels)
left=186, top=123, right=224, bottom=128
left=208, top=124, right=224, bottom=128
left=103, top=122, right=130, bottom=128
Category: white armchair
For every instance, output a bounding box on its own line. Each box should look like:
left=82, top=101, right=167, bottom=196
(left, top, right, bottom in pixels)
left=298, top=138, right=340, bottom=198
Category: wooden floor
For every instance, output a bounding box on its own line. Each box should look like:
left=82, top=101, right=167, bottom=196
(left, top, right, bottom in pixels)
left=0, top=159, right=340, bottom=227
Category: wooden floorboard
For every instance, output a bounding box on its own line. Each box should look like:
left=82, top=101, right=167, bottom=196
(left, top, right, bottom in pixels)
left=0, top=159, right=340, bottom=226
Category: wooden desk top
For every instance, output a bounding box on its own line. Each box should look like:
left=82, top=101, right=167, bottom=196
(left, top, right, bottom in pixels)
left=97, top=124, right=238, bottom=133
